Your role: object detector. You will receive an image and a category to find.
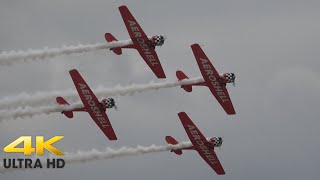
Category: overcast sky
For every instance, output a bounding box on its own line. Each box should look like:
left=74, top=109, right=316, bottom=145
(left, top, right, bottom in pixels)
left=1, top=0, right=320, bottom=179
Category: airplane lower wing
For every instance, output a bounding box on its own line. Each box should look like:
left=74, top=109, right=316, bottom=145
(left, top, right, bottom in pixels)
left=118, top=5, right=166, bottom=78
left=178, top=112, right=225, bottom=175
left=191, top=44, right=236, bottom=115
left=69, top=69, right=117, bottom=140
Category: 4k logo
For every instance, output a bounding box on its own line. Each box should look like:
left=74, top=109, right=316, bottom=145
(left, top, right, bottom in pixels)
left=4, top=136, right=64, bottom=156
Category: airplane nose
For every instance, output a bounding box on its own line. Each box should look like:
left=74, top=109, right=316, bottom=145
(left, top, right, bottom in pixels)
left=155, top=35, right=165, bottom=46
left=217, top=137, right=223, bottom=147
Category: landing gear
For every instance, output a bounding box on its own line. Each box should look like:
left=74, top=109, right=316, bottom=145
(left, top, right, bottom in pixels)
left=206, top=142, right=215, bottom=152
left=147, top=40, right=155, bottom=49
left=98, top=103, right=106, bottom=112
left=217, top=77, right=226, bottom=86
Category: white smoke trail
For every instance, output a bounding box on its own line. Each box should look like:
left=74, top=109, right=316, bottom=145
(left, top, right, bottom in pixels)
left=64, top=142, right=192, bottom=163
left=0, top=104, right=80, bottom=122
left=0, top=77, right=204, bottom=110
left=0, top=40, right=132, bottom=66
left=0, top=89, right=77, bottom=110
left=0, top=142, right=192, bottom=174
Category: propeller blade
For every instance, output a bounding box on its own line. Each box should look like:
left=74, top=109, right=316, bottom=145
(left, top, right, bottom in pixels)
left=161, top=35, right=167, bottom=47
left=163, top=34, right=167, bottom=40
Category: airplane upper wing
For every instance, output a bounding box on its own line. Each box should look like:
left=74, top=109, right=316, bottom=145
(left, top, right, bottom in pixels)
left=191, top=44, right=236, bottom=115
left=178, top=112, right=225, bottom=175
left=69, top=69, right=117, bottom=140
left=118, top=5, right=166, bottom=78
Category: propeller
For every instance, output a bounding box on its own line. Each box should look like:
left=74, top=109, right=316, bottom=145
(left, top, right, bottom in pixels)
left=218, top=136, right=224, bottom=151
left=160, top=35, right=167, bottom=47
left=232, top=74, right=236, bottom=87
left=162, top=34, right=167, bottom=41
left=114, top=104, right=118, bottom=111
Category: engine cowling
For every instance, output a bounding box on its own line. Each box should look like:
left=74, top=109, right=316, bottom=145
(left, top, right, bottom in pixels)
left=210, top=137, right=223, bottom=147
left=150, top=35, right=165, bottom=46
left=219, top=73, right=235, bottom=84
left=105, top=98, right=116, bottom=108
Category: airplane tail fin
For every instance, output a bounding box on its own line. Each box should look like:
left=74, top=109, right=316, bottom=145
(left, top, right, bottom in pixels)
left=56, top=97, right=73, bottom=118
left=105, top=33, right=122, bottom=55
left=176, top=70, right=192, bottom=92
left=165, top=136, right=183, bottom=155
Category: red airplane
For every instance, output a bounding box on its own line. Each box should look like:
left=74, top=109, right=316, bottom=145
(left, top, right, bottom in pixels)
left=56, top=69, right=117, bottom=140
left=166, top=112, right=225, bottom=175
left=176, top=44, right=236, bottom=115
left=105, top=5, right=166, bottom=78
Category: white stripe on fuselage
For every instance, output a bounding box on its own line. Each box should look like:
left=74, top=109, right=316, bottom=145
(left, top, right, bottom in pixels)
left=199, top=58, right=229, bottom=102
left=78, top=83, right=109, bottom=128
left=127, top=20, right=158, bottom=66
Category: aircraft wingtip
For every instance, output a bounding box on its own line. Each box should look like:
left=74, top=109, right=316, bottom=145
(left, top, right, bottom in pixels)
left=191, top=43, right=200, bottom=48
left=155, top=72, right=166, bottom=79
left=118, top=5, right=127, bottom=10
left=109, top=137, right=118, bottom=141
left=157, top=75, right=166, bottom=79
left=69, top=69, right=78, bottom=75
left=227, top=110, right=236, bottom=115
left=177, top=112, right=187, bottom=117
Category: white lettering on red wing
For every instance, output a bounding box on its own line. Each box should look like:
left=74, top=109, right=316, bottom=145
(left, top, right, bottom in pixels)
left=199, top=58, right=229, bottom=102
left=78, top=83, right=109, bottom=128
left=187, top=124, right=219, bottom=165
left=79, top=83, right=87, bottom=90
left=127, top=20, right=158, bottom=66
left=128, top=20, right=136, bottom=27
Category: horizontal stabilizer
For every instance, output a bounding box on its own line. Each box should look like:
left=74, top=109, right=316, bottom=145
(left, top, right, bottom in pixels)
left=165, top=136, right=182, bottom=155
left=105, top=33, right=122, bottom=55
left=56, top=97, right=73, bottom=118
left=176, top=70, right=192, bottom=92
